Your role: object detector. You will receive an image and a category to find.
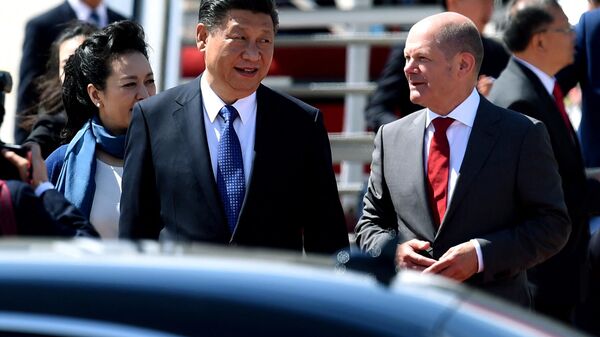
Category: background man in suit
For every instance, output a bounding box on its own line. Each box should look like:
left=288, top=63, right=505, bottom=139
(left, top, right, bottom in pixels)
left=355, top=11, right=570, bottom=307
left=489, top=1, right=600, bottom=323
left=364, top=0, right=510, bottom=131
left=556, top=1, right=600, bottom=168
left=119, top=0, right=349, bottom=255
left=14, top=0, right=126, bottom=144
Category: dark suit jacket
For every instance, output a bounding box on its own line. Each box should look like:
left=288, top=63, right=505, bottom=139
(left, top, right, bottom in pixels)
left=489, top=58, right=600, bottom=307
left=356, top=96, right=570, bottom=306
left=15, top=1, right=126, bottom=142
left=119, top=76, right=349, bottom=254
left=556, top=8, right=600, bottom=167
left=4, top=180, right=98, bottom=237
left=26, top=110, right=67, bottom=159
left=364, top=36, right=510, bottom=131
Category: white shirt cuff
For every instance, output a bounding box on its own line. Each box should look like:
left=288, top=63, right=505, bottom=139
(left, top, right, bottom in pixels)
left=34, top=181, right=55, bottom=197
left=470, top=239, right=484, bottom=273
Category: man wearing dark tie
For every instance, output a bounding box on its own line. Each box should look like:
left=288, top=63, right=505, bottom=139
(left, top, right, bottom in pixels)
left=489, top=1, right=600, bottom=322
left=356, top=11, right=570, bottom=307
left=14, top=0, right=126, bottom=143
left=119, top=0, right=349, bottom=254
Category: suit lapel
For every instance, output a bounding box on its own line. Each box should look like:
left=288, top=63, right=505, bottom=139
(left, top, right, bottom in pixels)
left=511, top=60, right=585, bottom=170
left=172, top=77, right=224, bottom=224
left=401, top=112, right=437, bottom=241
left=237, top=86, right=269, bottom=221
left=441, top=98, right=501, bottom=231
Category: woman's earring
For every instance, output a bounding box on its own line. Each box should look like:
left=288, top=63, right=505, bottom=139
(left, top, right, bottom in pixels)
left=96, top=102, right=101, bottom=108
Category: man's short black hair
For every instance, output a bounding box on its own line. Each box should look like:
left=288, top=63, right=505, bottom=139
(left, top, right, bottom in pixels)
left=198, top=0, right=279, bottom=33
left=503, top=5, right=554, bottom=52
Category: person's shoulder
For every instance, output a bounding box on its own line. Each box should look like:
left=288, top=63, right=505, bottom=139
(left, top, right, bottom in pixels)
left=141, top=79, right=199, bottom=109
left=106, top=6, right=128, bottom=21
left=581, top=7, right=600, bottom=24
left=482, top=97, right=542, bottom=128
left=257, top=85, right=319, bottom=120
left=380, top=108, right=426, bottom=132
left=27, top=2, right=70, bottom=27
left=46, top=144, right=68, bottom=169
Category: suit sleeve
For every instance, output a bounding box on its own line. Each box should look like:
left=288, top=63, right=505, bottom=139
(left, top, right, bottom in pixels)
left=119, top=102, right=162, bottom=239
left=355, top=125, right=401, bottom=254
left=477, top=121, right=571, bottom=282
left=302, top=111, right=349, bottom=254
left=8, top=181, right=98, bottom=237
left=39, top=189, right=99, bottom=237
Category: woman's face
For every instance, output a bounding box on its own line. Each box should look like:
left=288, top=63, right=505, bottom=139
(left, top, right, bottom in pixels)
left=58, top=35, right=86, bottom=84
left=90, top=51, right=156, bottom=135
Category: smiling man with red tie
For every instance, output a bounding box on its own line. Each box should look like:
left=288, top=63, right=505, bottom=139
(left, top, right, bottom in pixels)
left=356, top=11, right=570, bottom=308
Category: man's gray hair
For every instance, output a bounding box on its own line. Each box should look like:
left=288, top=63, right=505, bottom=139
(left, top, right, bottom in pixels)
left=435, top=21, right=484, bottom=75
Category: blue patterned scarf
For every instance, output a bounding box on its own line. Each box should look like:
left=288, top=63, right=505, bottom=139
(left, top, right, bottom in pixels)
left=55, top=115, right=126, bottom=217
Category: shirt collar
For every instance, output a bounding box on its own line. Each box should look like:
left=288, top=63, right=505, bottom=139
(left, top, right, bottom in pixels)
left=426, top=88, right=479, bottom=128
left=514, top=56, right=555, bottom=96
left=67, top=0, right=107, bottom=24
left=200, top=74, right=256, bottom=124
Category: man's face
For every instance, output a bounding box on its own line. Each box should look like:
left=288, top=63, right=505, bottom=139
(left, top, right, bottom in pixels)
left=404, top=27, right=458, bottom=114
left=58, top=35, right=85, bottom=84
left=448, top=0, right=494, bottom=33
left=541, top=7, right=575, bottom=72
left=197, top=9, right=275, bottom=104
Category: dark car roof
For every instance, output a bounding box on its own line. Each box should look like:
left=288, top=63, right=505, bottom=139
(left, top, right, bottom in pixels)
left=0, top=239, right=589, bottom=337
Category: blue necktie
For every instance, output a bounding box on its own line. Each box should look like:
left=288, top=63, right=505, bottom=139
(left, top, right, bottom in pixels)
left=217, top=105, right=245, bottom=233
left=88, top=10, right=100, bottom=26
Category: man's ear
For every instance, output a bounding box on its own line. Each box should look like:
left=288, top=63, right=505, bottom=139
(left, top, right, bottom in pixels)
left=196, top=23, right=208, bottom=52
left=531, top=33, right=546, bottom=52
left=457, top=52, right=476, bottom=77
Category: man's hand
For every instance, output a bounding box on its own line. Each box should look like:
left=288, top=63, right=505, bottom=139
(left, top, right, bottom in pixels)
left=477, top=75, right=495, bottom=97
left=395, top=239, right=437, bottom=271
left=422, top=241, right=478, bottom=282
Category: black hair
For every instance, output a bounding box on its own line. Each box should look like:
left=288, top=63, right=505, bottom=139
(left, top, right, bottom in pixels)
left=503, top=5, right=555, bottom=52
left=198, top=0, right=279, bottom=33
left=20, top=21, right=98, bottom=132
left=61, top=20, right=149, bottom=141
left=436, top=20, right=484, bottom=75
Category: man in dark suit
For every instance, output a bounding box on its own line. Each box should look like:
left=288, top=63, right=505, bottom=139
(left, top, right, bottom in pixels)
left=356, top=12, right=570, bottom=307
left=489, top=1, right=600, bottom=322
left=1, top=143, right=98, bottom=237
left=364, top=0, right=510, bottom=131
left=119, top=0, right=349, bottom=255
left=14, top=0, right=126, bottom=143
left=556, top=4, right=600, bottom=167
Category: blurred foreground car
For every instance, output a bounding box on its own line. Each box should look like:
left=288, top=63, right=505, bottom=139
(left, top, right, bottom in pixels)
left=0, top=239, right=589, bottom=337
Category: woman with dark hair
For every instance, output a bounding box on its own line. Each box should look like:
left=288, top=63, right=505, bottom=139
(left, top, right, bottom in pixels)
left=46, top=20, right=155, bottom=238
left=22, top=21, right=98, bottom=158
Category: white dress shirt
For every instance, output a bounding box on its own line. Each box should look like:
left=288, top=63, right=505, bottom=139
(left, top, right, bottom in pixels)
left=89, top=159, right=123, bottom=239
left=201, top=75, right=257, bottom=187
left=424, top=88, right=484, bottom=272
left=67, top=0, right=109, bottom=27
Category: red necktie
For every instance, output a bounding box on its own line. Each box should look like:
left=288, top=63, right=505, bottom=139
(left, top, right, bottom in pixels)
left=552, top=82, right=574, bottom=137
left=427, top=117, right=454, bottom=227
